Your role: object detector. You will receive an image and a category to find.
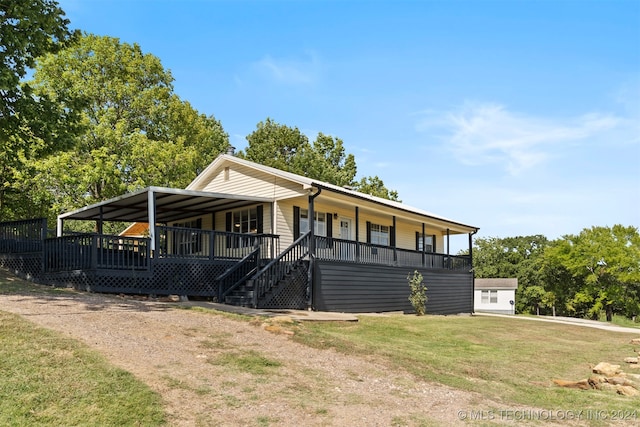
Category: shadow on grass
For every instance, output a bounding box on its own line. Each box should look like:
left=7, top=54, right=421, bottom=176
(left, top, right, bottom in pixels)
left=0, top=267, right=179, bottom=314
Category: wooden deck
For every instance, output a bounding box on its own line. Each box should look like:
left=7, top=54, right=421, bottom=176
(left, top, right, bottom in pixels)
left=1, top=218, right=473, bottom=313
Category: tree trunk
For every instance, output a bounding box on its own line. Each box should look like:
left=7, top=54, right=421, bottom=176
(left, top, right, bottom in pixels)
left=606, top=305, right=613, bottom=322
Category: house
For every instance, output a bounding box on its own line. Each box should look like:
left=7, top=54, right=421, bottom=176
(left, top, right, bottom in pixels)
left=0, top=154, right=479, bottom=314
left=474, top=278, right=518, bottom=314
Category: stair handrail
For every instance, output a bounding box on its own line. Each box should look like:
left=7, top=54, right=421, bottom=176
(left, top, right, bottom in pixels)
left=216, top=246, right=260, bottom=302
left=251, top=231, right=310, bottom=308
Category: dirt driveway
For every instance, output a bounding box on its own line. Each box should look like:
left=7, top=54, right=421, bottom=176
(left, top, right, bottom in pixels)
left=0, top=282, right=532, bottom=426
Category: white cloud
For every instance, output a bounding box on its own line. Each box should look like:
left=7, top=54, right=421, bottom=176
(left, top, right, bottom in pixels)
left=416, top=102, right=627, bottom=175
left=253, top=51, right=323, bottom=85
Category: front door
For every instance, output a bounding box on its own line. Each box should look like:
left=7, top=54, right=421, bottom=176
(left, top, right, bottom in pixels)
left=340, top=218, right=352, bottom=240
left=339, top=218, right=355, bottom=260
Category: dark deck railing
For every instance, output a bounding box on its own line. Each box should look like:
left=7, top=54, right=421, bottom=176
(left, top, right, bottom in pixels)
left=156, top=226, right=279, bottom=260
left=2, top=217, right=469, bottom=278
left=251, top=231, right=310, bottom=307
left=44, top=234, right=150, bottom=272
left=315, top=236, right=471, bottom=270
left=217, top=247, right=260, bottom=302
left=0, top=218, right=47, bottom=253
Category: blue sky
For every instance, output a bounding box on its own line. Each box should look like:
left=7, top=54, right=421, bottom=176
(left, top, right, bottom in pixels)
left=58, top=0, right=639, bottom=251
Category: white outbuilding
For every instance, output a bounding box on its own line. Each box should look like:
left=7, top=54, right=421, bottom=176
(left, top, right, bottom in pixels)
left=474, top=278, right=518, bottom=315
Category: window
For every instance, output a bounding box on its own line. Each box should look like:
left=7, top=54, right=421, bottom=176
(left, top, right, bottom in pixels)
left=481, top=290, right=498, bottom=304
left=233, top=207, right=258, bottom=234
left=225, top=206, right=264, bottom=248
left=370, top=223, right=389, bottom=246
left=173, top=219, right=202, bottom=255
left=299, top=209, right=326, bottom=236
left=417, top=234, right=435, bottom=252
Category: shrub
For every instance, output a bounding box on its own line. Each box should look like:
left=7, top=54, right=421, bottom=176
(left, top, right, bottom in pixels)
left=407, top=270, right=427, bottom=316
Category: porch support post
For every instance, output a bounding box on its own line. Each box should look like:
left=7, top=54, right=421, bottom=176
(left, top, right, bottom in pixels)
left=57, top=217, right=63, bottom=237
left=307, top=188, right=321, bottom=308
left=392, top=215, right=397, bottom=263
left=148, top=189, right=156, bottom=254
left=308, top=193, right=315, bottom=256
left=469, top=230, right=477, bottom=314
left=355, top=206, right=360, bottom=262
left=272, top=201, right=277, bottom=259
left=97, top=206, right=104, bottom=235
left=421, top=223, right=426, bottom=267
left=447, top=228, right=451, bottom=269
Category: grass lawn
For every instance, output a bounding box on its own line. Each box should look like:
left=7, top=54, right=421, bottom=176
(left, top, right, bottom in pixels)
left=293, top=314, right=640, bottom=417
left=0, top=278, right=165, bottom=426
left=2, top=272, right=639, bottom=425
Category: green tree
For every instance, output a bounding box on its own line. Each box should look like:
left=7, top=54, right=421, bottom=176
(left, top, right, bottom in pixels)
left=241, top=118, right=309, bottom=173
left=302, top=132, right=357, bottom=187
left=0, top=0, right=80, bottom=219
left=241, top=118, right=399, bottom=200
left=472, top=235, right=549, bottom=314
left=353, top=176, right=400, bottom=202
left=544, top=225, right=640, bottom=321
left=21, top=34, right=229, bottom=221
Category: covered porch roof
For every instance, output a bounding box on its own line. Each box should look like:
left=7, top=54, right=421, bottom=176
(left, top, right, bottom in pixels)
left=58, top=186, right=272, bottom=225
left=57, top=187, right=273, bottom=251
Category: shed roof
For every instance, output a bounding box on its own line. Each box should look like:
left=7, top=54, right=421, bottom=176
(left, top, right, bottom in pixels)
left=475, top=278, right=519, bottom=290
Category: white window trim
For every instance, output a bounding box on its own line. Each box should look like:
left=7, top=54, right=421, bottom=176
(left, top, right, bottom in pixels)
left=233, top=207, right=258, bottom=234
left=370, top=223, right=389, bottom=246
left=300, top=209, right=326, bottom=237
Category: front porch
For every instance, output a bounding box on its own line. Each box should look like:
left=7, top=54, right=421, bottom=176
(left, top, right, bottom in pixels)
left=0, top=217, right=473, bottom=313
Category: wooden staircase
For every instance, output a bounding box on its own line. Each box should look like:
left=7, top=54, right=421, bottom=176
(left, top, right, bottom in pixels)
left=224, top=232, right=311, bottom=309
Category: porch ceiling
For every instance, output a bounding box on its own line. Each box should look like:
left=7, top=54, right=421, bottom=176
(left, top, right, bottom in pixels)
left=314, top=184, right=479, bottom=234
left=58, top=187, right=272, bottom=224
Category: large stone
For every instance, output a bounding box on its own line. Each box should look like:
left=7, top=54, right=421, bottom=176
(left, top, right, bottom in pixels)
left=627, top=373, right=640, bottom=381
left=630, top=338, right=640, bottom=345
left=605, top=376, right=634, bottom=387
left=553, top=379, right=591, bottom=390
left=594, top=383, right=617, bottom=392
left=616, top=385, right=640, bottom=397
left=624, top=357, right=639, bottom=364
left=622, top=374, right=640, bottom=389
left=588, top=375, right=606, bottom=387
left=592, top=362, right=621, bottom=377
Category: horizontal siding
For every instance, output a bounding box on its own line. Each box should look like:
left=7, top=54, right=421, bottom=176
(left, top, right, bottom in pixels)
left=313, top=261, right=473, bottom=314
left=203, top=163, right=305, bottom=199
left=275, top=199, right=301, bottom=248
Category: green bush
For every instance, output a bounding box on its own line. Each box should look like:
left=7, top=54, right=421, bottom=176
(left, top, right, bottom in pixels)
left=407, top=270, right=427, bottom=316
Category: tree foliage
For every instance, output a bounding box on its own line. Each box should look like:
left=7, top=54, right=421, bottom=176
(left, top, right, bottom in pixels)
left=19, top=34, right=229, bottom=221
left=543, top=225, right=640, bottom=320
left=472, top=235, right=549, bottom=314
left=473, top=226, right=640, bottom=320
left=352, top=176, right=400, bottom=202
left=241, top=118, right=398, bottom=200
left=241, top=118, right=309, bottom=173
left=0, top=0, right=80, bottom=219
